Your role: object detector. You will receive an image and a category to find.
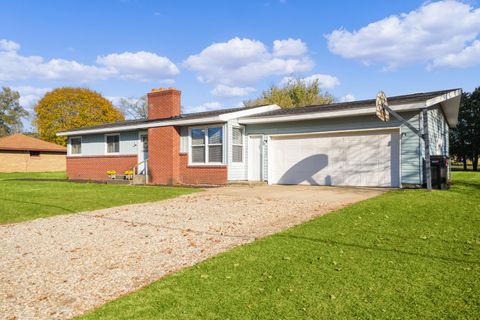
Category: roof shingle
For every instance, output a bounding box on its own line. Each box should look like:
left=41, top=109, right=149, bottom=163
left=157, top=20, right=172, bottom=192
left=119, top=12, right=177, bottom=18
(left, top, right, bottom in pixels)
left=0, top=134, right=67, bottom=153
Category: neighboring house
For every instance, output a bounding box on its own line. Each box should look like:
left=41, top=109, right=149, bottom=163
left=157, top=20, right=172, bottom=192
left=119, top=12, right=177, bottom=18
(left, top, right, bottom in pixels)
left=0, top=134, right=66, bottom=172
left=57, top=88, right=461, bottom=187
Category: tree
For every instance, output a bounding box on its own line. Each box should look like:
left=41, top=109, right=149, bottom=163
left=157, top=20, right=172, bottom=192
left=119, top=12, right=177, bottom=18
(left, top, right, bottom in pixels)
left=0, top=87, right=28, bottom=137
left=244, top=78, right=334, bottom=108
left=119, top=95, right=148, bottom=119
left=34, top=87, right=124, bottom=146
left=450, top=88, right=480, bottom=171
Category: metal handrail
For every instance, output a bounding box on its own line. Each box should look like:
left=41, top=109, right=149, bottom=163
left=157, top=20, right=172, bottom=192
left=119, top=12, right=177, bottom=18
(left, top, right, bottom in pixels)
left=132, top=159, right=149, bottom=184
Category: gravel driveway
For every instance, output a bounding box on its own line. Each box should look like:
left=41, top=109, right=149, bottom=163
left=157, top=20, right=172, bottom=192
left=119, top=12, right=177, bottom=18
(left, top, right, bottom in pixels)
left=0, top=185, right=383, bottom=319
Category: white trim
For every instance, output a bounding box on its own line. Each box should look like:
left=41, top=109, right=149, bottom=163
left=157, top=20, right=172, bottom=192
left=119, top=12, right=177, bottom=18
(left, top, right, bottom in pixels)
left=219, top=104, right=280, bottom=121
left=188, top=124, right=226, bottom=166
left=68, top=136, right=82, bottom=156
left=56, top=105, right=280, bottom=136
left=265, top=127, right=401, bottom=187
left=104, top=133, right=120, bottom=155
left=239, top=102, right=425, bottom=125
left=425, top=89, right=462, bottom=107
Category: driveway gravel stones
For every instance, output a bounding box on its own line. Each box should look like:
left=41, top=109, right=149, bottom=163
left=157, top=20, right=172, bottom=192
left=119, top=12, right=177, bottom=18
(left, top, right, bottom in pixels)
left=0, top=185, right=383, bottom=319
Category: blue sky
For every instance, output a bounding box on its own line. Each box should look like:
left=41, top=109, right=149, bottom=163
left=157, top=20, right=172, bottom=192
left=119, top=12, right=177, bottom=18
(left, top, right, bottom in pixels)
left=1, top=0, right=479, bottom=127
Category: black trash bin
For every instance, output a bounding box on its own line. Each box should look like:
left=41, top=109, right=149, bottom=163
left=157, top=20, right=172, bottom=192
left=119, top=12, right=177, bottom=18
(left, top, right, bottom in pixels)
left=429, top=156, right=450, bottom=190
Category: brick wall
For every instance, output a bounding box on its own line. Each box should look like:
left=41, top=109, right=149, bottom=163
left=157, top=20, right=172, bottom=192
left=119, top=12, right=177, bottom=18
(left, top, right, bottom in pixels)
left=66, top=155, right=137, bottom=180
left=178, top=153, right=227, bottom=185
left=148, top=126, right=181, bottom=185
left=147, top=88, right=181, bottom=120
left=0, top=151, right=66, bottom=172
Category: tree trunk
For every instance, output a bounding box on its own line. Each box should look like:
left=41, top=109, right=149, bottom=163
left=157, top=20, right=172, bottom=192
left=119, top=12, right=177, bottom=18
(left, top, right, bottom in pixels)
left=463, top=156, right=468, bottom=171
left=473, top=154, right=479, bottom=171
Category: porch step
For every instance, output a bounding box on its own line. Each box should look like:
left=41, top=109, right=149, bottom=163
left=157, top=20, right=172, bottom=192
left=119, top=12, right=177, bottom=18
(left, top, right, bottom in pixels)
left=132, top=175, right=147, bottom=185
left=228, top=181, right=267, bottom=186
left=105, top=178, right=131, bottom=185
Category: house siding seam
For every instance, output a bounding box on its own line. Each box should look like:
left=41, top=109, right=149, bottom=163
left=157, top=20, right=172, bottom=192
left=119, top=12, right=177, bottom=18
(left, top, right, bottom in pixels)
left=66, top=155, right=137, bottom=180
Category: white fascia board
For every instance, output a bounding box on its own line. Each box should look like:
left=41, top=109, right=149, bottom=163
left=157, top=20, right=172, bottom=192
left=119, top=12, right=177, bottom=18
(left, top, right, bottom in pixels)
left=219, top=104, right=280, bottom=121
left=238, top=102, right=425, bottom=125
left=425, top=89, right=462, bottom=107
left=425, top=89, right=462, bottom=128
left=57, top=116, right=223, bottom=136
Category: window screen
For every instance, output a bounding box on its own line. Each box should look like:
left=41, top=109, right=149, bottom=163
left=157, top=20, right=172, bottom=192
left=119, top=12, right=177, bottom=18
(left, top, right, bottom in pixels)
left=70, top=137, right=82, bottom=155
left=106, top=135, right=120, bottom=153
left=191, top=128, right=205, bottom=163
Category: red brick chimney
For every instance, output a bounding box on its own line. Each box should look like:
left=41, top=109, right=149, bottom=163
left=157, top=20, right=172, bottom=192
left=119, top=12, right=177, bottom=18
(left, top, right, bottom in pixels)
left=147, top=88, right=181, bottom=120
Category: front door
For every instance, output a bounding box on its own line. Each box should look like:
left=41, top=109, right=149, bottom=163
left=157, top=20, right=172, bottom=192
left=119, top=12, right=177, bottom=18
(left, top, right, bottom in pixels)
left=248, top=136, right=262, bottom=181
left=138, top=132, right=148, bottom=174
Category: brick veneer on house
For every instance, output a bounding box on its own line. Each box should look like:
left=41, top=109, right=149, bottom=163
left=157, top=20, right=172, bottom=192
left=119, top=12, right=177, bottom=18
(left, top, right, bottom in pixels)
left=66, top=87, right=228, bottom=185
left=179, top=153, right=227, bottom=185
left=66, top=155, right=137, bottom=180
left=147, top=88, right=181, bottom=120
left=147, top=88, right=227, bottom=185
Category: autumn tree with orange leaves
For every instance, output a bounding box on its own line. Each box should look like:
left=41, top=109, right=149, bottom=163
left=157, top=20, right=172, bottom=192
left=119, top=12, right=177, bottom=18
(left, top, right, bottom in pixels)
left=34, top=88, right=124, bottom=145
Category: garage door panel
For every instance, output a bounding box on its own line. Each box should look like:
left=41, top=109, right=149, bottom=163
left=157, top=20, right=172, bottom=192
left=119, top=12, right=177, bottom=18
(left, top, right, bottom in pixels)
left=270, top=130, right=399, bottom=187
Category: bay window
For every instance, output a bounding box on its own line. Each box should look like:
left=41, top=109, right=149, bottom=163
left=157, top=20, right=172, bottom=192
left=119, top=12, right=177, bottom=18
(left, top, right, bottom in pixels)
left=190, top=126, right=224, bottom=164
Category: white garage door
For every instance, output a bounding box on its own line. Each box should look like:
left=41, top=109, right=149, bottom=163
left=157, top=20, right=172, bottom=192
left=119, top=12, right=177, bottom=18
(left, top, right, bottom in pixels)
left=269, top=130, right=400, bottom=187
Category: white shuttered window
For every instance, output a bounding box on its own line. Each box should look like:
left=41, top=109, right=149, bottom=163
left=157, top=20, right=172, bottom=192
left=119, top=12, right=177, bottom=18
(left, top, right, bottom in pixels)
left=232, top=127, right=243, bottom=163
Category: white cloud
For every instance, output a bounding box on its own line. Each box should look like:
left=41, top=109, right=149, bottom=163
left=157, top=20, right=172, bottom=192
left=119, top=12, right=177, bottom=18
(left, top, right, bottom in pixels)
left=11, top=86, right=51, bottom=109
left=0, top=39, right=179, bottom=82
left=340, top=94, right=356, bottom=102
left=184, top=37, right=314, bottom=87
left=211, top=84, right=256, bottom=97
left=184, top=101, right=223, bottom=113
left=0, top=39, right=20, bottom=52
left=96, top=51, right=179, bottom=81
left=430, top=40, right=480, bottom=69
left=273, top=38, right=308, bottom=57
left=326, top=0, right=480, bottom=69
left=281, top=73, right=340, bottom=89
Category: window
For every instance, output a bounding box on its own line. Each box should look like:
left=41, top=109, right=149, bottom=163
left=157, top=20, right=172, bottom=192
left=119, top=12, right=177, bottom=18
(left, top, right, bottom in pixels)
left=208, top=127, right=223, bottom=163
left=232, top=127, right=243, bottom=163
left=70, top=137, right=82, bottom=155
left=190, top=126, right=224, bottom=164
left=106, top=134, right=120, bottom=154
left=29, top=151, right=40, bottom=158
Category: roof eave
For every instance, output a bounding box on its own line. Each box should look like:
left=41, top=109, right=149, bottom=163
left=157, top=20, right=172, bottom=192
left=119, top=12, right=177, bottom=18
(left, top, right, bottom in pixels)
left=56, top=104, right=280, bottom=136
left=425, top=89, right=462, bottom=127
left=238, top=102, right=425, bottom=124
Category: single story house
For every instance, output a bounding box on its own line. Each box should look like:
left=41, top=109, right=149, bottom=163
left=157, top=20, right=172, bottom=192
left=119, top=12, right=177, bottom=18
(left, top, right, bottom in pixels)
left=0, top=134, right=66, bottom=172
left=57, top=87, right=461, bottom=187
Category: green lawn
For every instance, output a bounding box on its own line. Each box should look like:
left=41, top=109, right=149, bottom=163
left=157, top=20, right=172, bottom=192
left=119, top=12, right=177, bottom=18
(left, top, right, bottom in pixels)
left=80, top=171, right=480, bottom=319
left=0, top=172, right=199, bottom=224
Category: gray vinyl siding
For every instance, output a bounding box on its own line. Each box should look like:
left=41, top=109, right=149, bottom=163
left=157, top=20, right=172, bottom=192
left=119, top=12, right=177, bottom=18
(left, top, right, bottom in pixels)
left=417, top=105, right=449, bottom=184
left=245, top=111, right=423, bottom=185
left=69, top=131, right=138, bottom=156
left=428, top=106, right=449, bottom=156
